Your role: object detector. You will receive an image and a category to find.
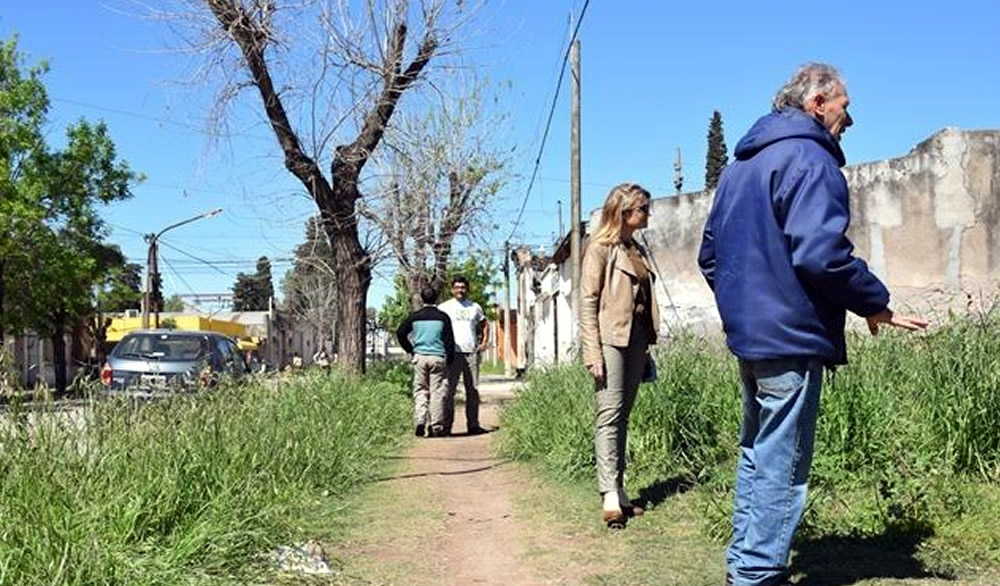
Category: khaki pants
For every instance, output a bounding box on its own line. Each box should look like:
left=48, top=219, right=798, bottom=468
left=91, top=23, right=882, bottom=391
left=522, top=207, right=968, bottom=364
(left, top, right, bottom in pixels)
left=594, top=325, right=648, bottom=494
left=445, top=352, right=480, bottom=432
left=412, top=354, right=447, bottom=427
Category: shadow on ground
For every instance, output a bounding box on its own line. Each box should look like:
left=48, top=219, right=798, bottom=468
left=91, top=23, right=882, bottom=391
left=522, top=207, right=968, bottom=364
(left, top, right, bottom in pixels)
left=374, top=459, right=512, bottom=482
left=792, top=526, right=955, bottom=586
left=636, top=476, right=696, bottom=508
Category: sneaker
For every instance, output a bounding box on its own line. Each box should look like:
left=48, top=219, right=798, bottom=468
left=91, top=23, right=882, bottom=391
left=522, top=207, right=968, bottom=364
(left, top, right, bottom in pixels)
left=467, top=426, right=488, bottom=435
left=415, top=424, right=425, bottom=437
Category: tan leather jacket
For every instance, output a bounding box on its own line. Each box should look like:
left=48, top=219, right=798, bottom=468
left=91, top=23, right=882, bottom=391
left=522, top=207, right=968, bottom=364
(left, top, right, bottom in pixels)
left=580, top=239, right=660, bottom=367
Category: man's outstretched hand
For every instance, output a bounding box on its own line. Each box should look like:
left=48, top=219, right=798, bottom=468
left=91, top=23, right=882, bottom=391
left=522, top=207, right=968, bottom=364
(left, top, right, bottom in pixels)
left=866, top=309, right=929, bottom=336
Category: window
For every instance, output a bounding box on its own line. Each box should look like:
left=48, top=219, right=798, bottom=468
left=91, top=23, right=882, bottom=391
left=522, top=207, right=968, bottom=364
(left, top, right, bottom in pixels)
left=114, top=334, right=208, bottom=361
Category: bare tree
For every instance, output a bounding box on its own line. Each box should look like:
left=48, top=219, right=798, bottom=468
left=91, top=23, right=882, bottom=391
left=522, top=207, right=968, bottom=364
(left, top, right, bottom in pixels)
left=143, top=0, right=480, bottom=373
left=283, top=216, right=338, bottom=351
left=362, top=79, right=507, bottom=309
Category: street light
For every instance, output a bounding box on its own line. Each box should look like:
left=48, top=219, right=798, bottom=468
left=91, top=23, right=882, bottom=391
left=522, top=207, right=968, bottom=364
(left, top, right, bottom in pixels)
left=142, top=208, right=223, bottom=329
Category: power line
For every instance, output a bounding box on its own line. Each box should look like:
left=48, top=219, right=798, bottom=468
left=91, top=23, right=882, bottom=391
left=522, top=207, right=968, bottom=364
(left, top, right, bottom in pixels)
left=159, top=254, right=200, bottom=299
left=51, top=97, right=274, bottom=144
left=156, top=240, right=236, bottom=277
left=108, top=222, right=146, bottom=237
left=506, top=0, right=592, bottom=243
left=128, top=257, right=295, bottom=266
left=538, top=175, right=614, bottom=189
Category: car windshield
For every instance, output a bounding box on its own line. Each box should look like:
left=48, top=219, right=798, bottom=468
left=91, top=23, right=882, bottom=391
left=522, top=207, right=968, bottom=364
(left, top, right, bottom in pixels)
left=113, top=333, right=209, bottom=362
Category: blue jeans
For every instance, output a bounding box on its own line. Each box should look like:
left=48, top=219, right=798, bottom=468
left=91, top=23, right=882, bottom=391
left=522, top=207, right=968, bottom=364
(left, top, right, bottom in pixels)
left=728, top=357, right=823, bottom=586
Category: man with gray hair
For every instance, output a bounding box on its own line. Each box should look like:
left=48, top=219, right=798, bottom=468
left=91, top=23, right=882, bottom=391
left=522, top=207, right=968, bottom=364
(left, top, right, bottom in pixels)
left=698, top=63, right=927, bottom=586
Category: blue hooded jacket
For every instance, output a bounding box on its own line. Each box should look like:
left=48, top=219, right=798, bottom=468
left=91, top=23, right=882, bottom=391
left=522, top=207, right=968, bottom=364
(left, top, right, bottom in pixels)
left=697, top=108, right=889, bottom=365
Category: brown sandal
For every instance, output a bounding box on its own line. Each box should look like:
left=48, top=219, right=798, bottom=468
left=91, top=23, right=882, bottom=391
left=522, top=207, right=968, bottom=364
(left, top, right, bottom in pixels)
left=603, top=508, right=626, bottom=529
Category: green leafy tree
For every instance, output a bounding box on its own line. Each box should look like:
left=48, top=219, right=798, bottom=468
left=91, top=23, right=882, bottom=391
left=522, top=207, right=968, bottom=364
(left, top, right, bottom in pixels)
left=379, top=252, right=499, bottom=334
left=705, top=110, right=728, bottom=190
left=231, top=273, right=256, bottom=311
left=232, top=256, right=274, bottom=311
left=97, top=262, right=142, bottom=313
left=90, top=256, right=141, bottom=357
left=377, top=274, right=416, bottom=335
left=0, top=36, right=140, bottom=391
left=162, top=294, right=185, bottom=312
left=254, top=256, right=274, bottom=308
left=0, top=36, right=48, bottom=341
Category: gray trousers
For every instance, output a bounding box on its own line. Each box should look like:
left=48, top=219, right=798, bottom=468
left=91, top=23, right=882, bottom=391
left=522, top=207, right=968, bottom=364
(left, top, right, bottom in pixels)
left=412, top=354, right=447, bottom=427
left=445, top=351, right=480, bottom=431
left=594, top=325, right=649, bottom=494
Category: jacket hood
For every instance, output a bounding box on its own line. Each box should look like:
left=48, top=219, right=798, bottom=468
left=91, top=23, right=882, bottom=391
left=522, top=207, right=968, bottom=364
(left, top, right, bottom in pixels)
left=734, top=108, right=846, bottom=167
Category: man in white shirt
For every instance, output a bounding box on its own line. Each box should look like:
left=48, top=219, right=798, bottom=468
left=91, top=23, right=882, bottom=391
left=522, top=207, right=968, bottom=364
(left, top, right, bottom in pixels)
left=438, top=276, right=488, bottom=435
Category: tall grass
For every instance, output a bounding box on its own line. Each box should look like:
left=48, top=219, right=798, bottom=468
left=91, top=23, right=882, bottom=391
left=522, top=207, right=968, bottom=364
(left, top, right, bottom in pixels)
left=0, top=371, right=411, bottom=585
left=500, top=336, right=740, bottom=489
left=499, top=316, right=1000, bottom=557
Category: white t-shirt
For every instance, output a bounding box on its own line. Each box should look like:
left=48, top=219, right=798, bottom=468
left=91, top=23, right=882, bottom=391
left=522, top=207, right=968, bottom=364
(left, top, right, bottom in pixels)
left=438, top=298, right=486, bottom=353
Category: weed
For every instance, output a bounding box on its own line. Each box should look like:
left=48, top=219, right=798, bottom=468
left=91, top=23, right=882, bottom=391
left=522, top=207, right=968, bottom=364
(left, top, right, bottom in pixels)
left=499, top=316, right=1000, bottom=569
left=0, top=371, right=410, bottom=585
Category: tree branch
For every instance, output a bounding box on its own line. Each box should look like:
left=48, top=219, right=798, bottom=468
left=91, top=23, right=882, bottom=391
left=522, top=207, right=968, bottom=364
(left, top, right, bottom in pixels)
left=332, top=21, right=438, bottom=186
left=205, top=0, right=329, bottom=195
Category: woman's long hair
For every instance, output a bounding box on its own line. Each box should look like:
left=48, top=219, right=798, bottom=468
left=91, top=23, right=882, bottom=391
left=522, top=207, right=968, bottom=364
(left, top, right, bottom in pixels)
left=592, top=182, right=651, bottom=245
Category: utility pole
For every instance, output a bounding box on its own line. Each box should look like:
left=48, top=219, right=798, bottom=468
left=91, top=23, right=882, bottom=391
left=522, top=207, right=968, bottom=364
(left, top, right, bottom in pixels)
left=503, top=240, right=513, bottom=377
left=569, top=39, right=582, bottom=361
left=557, top=199, right=564, bottom=237
left=142, top=235, right=157, bottom=329
left=674, top=148, right=684, bottom=194
left=141, top=208, right=223, bottom=329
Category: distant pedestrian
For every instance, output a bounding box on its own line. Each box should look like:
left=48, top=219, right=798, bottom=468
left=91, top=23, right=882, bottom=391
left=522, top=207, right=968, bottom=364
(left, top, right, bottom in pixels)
left=439, top=276, right=488, bottom=436
left=312, top=348, right=330, bottom=370
left=396, top=286, right=455, bottom=437
left=698, top=62, right=928, bottom=586
left=580, top=182, right=659, bottom=529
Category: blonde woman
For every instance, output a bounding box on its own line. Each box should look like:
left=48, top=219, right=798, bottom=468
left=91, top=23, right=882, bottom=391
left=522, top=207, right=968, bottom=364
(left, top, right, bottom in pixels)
left=580, top=182, right=659, bottom=528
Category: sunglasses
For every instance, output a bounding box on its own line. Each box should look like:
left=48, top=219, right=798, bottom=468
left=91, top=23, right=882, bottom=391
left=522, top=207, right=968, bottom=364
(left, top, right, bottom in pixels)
left=629, top=204, right=650, bottom=214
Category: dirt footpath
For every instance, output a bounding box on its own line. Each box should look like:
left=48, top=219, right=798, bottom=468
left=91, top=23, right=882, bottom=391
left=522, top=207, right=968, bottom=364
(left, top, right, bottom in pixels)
left=323, top=375, right=1000, bottom=586
left=402, top=375, right=536, bottom=584
left=327, top=374, right=604, bottom=585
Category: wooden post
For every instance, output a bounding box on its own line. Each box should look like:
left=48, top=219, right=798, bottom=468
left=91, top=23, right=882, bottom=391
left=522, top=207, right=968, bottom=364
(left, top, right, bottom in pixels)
left=569, top=40, right=582, bottom=362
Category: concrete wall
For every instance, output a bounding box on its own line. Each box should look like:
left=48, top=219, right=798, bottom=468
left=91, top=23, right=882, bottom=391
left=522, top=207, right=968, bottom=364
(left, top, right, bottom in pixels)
left=638, top=128, right=1000, bottom=334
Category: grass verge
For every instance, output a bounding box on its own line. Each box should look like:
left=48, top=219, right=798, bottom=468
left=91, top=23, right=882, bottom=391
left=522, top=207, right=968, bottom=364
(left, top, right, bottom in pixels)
left=0, top=370, right=411, bottom=585
left=499, top=316, right=1000, bottom=580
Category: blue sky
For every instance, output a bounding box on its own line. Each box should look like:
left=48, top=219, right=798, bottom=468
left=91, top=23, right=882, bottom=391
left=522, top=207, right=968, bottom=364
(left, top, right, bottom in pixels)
left=3, top=1, right=999, bottom=310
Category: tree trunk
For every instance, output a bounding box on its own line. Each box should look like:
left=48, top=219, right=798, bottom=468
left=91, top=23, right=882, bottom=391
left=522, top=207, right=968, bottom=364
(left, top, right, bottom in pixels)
left=320, top=182, right=371, bottom=375
left=0, top=260, right=5, bottom=343
left=335, top=248, right=371, bottom=375
left=327, top=207, right=370, bottom=374
left=407, top=271, right=432, bottom=310
left=202, top=3, right=439, bottom=376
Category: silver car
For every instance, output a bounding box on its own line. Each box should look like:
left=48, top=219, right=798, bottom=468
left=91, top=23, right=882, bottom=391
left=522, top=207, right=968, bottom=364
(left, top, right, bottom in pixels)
left=101, top=330, right=248, bottom=393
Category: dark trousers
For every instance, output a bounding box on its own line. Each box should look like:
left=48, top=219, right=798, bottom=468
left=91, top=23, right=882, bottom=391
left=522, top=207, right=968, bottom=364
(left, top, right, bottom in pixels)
left=446, top=351, right=480, bottom=431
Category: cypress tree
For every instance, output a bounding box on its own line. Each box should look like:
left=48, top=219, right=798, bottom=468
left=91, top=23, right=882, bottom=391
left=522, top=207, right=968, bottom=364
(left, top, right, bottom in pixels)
left=705, top=110, right=729, bottom=190
left=231, top=256, right=273, bottom=311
